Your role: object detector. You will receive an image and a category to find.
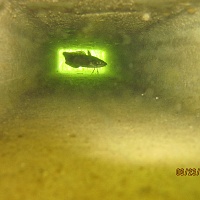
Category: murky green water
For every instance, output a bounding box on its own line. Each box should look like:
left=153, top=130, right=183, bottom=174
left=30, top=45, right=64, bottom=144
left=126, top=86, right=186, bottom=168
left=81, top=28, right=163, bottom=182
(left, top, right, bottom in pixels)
left=1, top=79, right=200, bottom=200
left=1, top=1, right=200, bottom=199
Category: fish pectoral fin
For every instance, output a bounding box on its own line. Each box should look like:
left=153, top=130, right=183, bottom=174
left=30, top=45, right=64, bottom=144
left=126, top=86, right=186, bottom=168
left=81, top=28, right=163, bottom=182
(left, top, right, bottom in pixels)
left=87, top=50, right=91, bottom=56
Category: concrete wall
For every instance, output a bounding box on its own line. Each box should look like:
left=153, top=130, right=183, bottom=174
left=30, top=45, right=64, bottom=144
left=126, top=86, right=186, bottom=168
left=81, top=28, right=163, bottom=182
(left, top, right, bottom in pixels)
left=1, top=0, right=200, bottom=118
left=0, top=1, right=45, bottom=118
left=128, top=11, right=200, bottom=113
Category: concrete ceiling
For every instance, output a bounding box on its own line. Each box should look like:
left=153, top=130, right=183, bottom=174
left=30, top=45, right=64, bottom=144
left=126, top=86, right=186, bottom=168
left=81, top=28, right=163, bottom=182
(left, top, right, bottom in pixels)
left=5, top=0, right=200, bottom=43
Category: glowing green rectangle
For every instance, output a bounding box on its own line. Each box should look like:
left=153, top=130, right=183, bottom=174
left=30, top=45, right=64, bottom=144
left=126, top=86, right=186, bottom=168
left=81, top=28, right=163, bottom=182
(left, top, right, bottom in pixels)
left=57, top=48, right=108, bottom=75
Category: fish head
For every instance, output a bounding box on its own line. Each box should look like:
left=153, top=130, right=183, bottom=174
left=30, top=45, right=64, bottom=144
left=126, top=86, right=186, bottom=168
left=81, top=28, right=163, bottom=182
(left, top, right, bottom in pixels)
left=89, top=57, right=107, bottom=68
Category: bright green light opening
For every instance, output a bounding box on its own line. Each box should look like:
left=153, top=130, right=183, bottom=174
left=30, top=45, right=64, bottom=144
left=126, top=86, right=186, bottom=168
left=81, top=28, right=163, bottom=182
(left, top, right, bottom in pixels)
left=57, top=48, right=108, bottom=75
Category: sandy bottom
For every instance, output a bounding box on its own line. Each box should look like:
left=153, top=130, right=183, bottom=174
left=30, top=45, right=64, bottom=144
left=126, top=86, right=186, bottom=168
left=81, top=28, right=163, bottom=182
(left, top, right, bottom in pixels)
left=0, top=79, right=200, bottom=200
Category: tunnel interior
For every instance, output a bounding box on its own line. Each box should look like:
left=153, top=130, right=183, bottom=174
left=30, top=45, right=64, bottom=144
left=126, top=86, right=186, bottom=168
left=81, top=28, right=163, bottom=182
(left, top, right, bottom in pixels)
left=1, top=0, right=200, bottom=116
left=1, top=0, right=200, bottom=199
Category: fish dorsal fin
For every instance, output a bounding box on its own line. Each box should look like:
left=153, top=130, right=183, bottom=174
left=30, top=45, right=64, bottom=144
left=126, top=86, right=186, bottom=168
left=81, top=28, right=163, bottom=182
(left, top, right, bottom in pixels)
left=87, top=50, right=91, bottom=56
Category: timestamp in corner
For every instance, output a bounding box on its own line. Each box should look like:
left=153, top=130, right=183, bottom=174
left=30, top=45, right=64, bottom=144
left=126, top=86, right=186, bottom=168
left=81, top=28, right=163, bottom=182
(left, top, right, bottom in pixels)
left=176, top=168, right=200, bottom=176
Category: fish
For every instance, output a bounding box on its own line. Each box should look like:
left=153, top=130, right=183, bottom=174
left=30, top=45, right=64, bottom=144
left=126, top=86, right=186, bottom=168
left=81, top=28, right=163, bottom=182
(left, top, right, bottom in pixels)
left=63, top=50, right=107, bottom=73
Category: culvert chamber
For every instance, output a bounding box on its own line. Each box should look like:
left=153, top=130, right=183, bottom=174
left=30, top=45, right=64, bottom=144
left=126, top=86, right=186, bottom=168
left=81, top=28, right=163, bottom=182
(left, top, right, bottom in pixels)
left=1, top=1, right=200, bottom=200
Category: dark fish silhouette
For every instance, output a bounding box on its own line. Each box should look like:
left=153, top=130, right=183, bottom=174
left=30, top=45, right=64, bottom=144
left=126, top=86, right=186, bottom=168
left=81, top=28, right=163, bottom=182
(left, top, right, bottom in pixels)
left=63, top=50, right=107, bottom=73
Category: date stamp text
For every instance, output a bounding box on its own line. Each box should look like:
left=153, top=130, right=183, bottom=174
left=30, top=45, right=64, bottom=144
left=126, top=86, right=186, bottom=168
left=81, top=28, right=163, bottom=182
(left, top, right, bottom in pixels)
left=176, top=168, right=200, bottom=176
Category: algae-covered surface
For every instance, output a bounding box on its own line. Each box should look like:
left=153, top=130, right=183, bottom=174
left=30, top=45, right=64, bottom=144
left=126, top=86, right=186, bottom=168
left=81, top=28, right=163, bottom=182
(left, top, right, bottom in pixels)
left=0, top=79, right=200, bottom=200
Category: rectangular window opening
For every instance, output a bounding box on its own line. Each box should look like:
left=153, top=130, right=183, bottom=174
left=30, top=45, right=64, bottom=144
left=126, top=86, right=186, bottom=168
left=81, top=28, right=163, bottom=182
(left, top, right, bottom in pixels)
left=57, top=48, right=109, bottom=76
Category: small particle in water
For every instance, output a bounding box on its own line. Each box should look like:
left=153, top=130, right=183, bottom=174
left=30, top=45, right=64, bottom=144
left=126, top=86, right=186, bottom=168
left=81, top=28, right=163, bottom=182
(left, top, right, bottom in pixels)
left=68, top=133, right=76, bottom=138
left=19, top=162, right=26, bottom=171
left=174, top=103, right=182, bottom=112
left=128, top=63, right=134, bottom=69
left=142, top=13, right=151, bottom=21
left=17, top=134, right=23, bottom=138
left=121, top=34, right=131, bottom=45
left=155, top=97, right=159, bottom=100
left=187, top=7, right=197, bottom=14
